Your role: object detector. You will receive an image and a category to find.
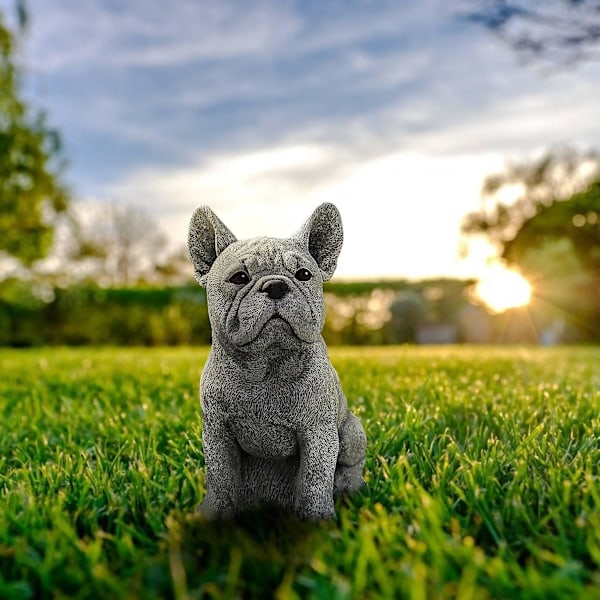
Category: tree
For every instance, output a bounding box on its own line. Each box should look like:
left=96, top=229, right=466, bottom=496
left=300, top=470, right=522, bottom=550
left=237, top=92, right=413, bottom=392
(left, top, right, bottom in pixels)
left=462, top=148, right=600, bottom=252
left=463, top=0, right=600, bottom=67
left=63, top=202, right=170, bottom=287
left=0, top=11, right=68, bottom=267
left=502, top=181, right=600, bottom=272
left=462, top=148, right=600, bottom=340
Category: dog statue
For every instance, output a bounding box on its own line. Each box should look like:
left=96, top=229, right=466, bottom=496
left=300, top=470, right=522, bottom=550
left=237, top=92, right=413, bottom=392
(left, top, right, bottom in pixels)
left=188, top=203, right=366, bottom=520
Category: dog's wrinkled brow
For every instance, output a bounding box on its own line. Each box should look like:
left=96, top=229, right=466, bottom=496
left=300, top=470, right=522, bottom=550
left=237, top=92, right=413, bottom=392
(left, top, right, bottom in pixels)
left=236, top=240, right=307, bottom=275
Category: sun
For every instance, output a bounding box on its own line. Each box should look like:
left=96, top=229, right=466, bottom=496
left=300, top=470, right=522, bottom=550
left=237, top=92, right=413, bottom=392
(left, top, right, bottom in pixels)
left=475, top=264, right=532, bottom=313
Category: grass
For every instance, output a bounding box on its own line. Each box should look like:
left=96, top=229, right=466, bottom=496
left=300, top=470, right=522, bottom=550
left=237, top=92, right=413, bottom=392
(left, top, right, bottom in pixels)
left=0, top=345, right=599, bottom=599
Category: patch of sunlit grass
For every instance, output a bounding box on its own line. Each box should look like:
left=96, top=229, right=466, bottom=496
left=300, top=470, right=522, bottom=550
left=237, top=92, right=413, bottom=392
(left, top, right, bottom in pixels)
left=0, top=346, right=599, bottom=598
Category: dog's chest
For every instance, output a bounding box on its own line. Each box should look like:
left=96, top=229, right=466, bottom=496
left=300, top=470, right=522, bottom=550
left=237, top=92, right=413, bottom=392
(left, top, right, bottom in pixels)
left=230, top=414, right=299, bottom=459
left=226, top=388, right=304, bottom=459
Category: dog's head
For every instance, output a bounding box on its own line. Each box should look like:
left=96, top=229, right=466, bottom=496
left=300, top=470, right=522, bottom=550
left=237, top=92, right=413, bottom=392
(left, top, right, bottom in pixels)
left=188, top=203, right=342, bottom=353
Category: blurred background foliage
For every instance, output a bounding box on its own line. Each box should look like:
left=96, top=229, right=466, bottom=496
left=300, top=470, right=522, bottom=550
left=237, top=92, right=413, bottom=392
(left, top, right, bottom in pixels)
left=0, top=7, right=68, bottom=267
left=1, top=276, right=597, bottom=347
left=462, top=148, right=600, bottom=344
left=0, top=282, right=210, bottom=346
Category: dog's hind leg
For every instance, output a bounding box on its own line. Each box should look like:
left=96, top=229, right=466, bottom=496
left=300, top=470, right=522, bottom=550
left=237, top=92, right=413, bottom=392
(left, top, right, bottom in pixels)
left=334, top=411, right=366, bottom=495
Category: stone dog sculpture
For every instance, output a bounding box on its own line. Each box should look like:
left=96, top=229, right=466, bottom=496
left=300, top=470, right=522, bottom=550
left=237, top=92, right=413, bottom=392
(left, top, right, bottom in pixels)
left=188, top=203, right=366, bottom=520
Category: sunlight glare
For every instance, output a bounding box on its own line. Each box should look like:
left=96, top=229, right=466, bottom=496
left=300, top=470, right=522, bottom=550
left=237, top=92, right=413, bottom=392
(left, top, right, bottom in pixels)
left=475, top=265, right=532, bottom=313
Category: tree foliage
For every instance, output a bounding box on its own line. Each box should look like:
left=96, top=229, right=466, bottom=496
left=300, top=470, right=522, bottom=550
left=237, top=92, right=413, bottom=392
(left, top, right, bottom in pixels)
left=69, top=203, right=168, bottom=286
left=462, top=148, right=600, bottom=255
left=504, top=180, right=600, bottom=272
left=0, top=13, right=68, bottom=266
left=463, top=0, right=600, bottom=66
left=463, top=148, right=600, bottom=340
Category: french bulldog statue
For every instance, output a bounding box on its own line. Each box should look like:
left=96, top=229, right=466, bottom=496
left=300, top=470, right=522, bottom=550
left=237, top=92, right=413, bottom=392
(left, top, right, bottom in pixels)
left=188, top=203, right=366, bottom=520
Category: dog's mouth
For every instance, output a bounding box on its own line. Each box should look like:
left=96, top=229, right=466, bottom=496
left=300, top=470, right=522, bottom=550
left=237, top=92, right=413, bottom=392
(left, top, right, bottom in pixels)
left=238, top=313, right=296, bottom=347
left=261, top=314, right=293, bottom=333
left=267, top=314, right=287, bottom=323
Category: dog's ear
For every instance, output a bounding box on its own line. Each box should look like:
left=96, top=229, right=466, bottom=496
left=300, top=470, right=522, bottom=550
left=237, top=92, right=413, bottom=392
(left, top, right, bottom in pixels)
left=294, top=203, right=343, bottom=282
left=188, top=206, right=237, bottom=286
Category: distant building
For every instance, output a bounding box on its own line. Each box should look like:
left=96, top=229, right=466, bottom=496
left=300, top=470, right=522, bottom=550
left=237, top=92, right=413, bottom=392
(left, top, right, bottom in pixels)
left=539, top=318, right=565, bottom=346
left=416, top=322, right=458, bottom=344
left=459, top=305, right=493, bottom=343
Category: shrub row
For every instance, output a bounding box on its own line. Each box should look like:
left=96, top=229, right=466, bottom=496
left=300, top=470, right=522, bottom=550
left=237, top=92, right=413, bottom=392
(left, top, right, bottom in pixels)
left=0, top=282, right=210, bottom=346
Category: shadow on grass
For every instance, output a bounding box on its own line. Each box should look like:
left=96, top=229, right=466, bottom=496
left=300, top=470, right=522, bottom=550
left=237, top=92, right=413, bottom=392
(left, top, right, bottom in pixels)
left=164, top=505, right=340, bottom=597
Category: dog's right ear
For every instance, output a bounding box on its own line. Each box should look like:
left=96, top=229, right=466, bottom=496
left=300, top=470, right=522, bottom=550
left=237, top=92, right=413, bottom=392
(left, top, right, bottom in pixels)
left=188, top=206, right=237, bottom=286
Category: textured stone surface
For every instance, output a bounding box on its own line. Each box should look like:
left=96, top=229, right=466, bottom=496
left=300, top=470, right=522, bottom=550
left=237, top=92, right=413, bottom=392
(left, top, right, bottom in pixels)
left=188, top=203, right=366, bottom=520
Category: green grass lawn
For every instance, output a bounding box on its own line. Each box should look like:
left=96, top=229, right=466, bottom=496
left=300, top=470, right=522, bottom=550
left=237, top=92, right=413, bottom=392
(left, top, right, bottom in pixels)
left=1, top=346, right=600, bottom=599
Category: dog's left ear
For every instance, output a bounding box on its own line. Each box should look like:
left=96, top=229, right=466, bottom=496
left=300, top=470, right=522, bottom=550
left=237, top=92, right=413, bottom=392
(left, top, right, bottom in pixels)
left=294, top=203, right=343, bottom=282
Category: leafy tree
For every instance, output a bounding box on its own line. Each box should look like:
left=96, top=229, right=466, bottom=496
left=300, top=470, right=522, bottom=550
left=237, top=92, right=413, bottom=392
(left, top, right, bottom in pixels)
left=0, top=12, right=68, bottom=266
left=463, top=149, right=600, bottom=339
left=462, top=148, right=600, bottom=255
left=503, top=181, right=600, bottom=271
left=63, top=203, right=169, bottom=286
left=463, top=0, right=600, bottom=67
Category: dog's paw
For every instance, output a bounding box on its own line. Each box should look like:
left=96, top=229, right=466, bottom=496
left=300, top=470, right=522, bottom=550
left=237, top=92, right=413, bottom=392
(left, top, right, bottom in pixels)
left=334, top=461, right=367, bottom=496
left=295, top=499, right=336, bottom=521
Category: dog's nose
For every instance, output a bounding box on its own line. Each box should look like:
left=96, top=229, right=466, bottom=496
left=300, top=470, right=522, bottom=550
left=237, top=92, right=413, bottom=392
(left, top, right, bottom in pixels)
left=262, top=280, right=289, bottom=300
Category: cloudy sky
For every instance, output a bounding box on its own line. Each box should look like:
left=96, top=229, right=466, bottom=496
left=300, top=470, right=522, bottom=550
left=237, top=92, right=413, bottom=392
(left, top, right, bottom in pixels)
left=7, top=0, right=600, bottom=279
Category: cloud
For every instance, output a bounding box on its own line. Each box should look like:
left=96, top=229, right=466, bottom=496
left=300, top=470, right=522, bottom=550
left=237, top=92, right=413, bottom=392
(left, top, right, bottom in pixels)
left=22, top=1, right=444, bottom=189
left=27, top=0, right=423, bottom=71
left=108, top=143, right=344, bottom=235
left=30, top=0, right=600, bottom=164
left=14, top=0, right=600, bottom=279
left=27, top=1, right=293, bottom=70
left=100, top=141, right=504, bottom=279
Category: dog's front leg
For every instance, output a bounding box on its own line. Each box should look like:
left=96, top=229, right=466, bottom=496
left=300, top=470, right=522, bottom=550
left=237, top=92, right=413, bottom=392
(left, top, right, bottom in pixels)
left=198, top=410, right=242, bottom=519
left=295, top=424, right=339, bottom=520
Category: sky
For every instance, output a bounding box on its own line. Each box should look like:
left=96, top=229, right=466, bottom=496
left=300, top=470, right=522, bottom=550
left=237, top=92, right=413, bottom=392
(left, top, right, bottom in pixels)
left=5, top=0, right=600, bottom=280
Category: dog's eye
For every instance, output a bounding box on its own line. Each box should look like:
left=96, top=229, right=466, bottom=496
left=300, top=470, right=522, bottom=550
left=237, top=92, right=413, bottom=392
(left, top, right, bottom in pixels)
left=295, top=268, right=312, bottom=281
left=229, top=271, right=250, bottom=285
